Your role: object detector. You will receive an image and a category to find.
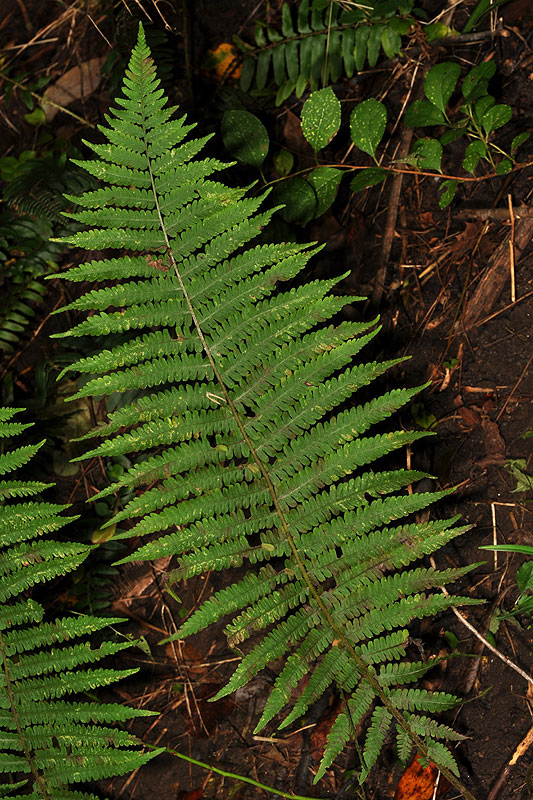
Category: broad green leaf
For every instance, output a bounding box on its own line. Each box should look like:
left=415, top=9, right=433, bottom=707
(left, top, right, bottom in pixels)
left=411, top=138, right=442, bottom=172
left=24, top=107, right=46, bottom=126
left=462, top=60, right=496, bottom=102
left=462, top=140, right=486, bottom=173
left=511, top=132, right=530, bottom=154
left=425, top=22, right=454, bottom=41
left=307, top=167, right=343, bottom=216
left=301, top=87, right=341, bottom=152
left=438, top=179, right=457, bottom=209
left=473, top=94, right=495, bottom=125
left=270, top=176, right=316, bottom=225
left=273, top=149, right=294, bottom=177
left=350, top=99, right=387, bottom=158
left=440, top=128, right=464, bottom=146
left=517, top=562, right=533, bottom=593
left=423, top=62, right=461, bottom=114
left=404, top=100, right=445, bottom=127
left=350, top=167, right=388, bottom=193
left=481, top=104, right=512, bottom=135
left=221, top=110, right=269, bottom=169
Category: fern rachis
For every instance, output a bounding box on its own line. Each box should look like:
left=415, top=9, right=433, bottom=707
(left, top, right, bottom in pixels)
left=53, top=25, right=480, bottom=797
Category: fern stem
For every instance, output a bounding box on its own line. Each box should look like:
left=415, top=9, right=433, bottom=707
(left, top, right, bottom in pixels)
left=140, top=73, right=477, bottom=800
left=0, top=630, right=51, bottom=800
left=145, top=741, right=330, bottom=800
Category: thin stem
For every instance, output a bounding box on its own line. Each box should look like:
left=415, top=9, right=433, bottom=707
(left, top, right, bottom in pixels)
left=0, top=74, right=95, bottom=128
left=144, top=741, right=330, bottom=800
left=260, top=159, right=533, bottom=191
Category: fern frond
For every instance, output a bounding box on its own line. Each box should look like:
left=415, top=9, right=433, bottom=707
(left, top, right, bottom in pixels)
left=238, top=0, right=412, bottom=102
left=54, top=25, right=476, bottom=789
left=0, top=410, right=161, bottom=798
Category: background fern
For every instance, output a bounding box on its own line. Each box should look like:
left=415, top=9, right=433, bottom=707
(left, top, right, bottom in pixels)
left=0, top=407, right=161, bottom=798
left=0, top=154, right=95, bottom=354
left=238, top=0, right=412, bottom=103
left=53, top=25, right=480, bottom=787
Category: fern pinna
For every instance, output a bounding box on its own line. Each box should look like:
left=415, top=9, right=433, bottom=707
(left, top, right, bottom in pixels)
left=0, top=407, right=160, bottom=799
left=53, top=25, right=478, bottom=793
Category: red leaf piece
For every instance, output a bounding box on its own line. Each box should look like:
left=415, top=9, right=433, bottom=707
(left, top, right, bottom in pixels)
left=394, top=754, right=450, bottom=800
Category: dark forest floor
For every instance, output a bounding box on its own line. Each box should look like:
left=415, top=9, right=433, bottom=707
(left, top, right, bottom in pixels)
left=1, top=1, right=532, bottom=799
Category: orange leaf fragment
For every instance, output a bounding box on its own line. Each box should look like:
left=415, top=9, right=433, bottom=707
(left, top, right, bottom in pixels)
left=202, top=43, right=242, bottom=83
left=394, top=754, right=450, bottom=800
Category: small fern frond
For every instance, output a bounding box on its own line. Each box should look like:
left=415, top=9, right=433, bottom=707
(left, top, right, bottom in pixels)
left=0, top=409, right=161, bottom=798
left=238, top=0, right=411, bottom=102
left=54, top=25, right=477, bottom=789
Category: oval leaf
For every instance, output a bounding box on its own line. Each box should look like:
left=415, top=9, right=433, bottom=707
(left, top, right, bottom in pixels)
left=511, top=132, right=529, bottom=155
left=411, top=138, right=442, bottom=172
left=404, top=100, right=445, bottom=128
left=462, top=140, right=486, bottom=174
left=350, top=99, right=387, bottom=158
left=423, top=62, right=461, bottom=114
left=481, top=104, right=512, bottom=136
left=270, top=177, right=317, bottom=225
left=306, top=167, right=343, bottom=216
left=462, top=60, right=496, bottom=102
left=301, top=87, right=341, bottom=152
left=221, top=110, right=269, bottom=169
left=350, top=167, right=388, bottom=193
left=438, top=179, right=457, bottom=209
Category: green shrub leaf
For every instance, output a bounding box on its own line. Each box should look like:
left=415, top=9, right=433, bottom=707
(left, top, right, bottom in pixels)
left=350, top=167, right=388, bottom=193
left=270, top=176, right=316, bottom=224
left=481, top=103, right=512, bottom=135
left=423, top=62, right=461, bottom=114
left=307, top=167, right=343, bottom=216
left=462, top=60, right=496, bottom=101
left=438, top=179, right=457, bottom=209
left=404, top=99, right=446, bottom=127
left=411, top=138, right=442, bottom=172
left=301, top=87, right=341, bottom=152
left=495, top=157, right=513, bottom=175
left=221, top=110, right=269, bottom=168
left=350, top=99, right=387, bottom=158
left=462, top=140, right=486, bottom=173
left=511, top=131, right=530, bottom=154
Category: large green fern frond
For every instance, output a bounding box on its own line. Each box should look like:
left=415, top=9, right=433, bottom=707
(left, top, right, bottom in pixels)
left=0, top=408, right=161, bottom=799
left=53, top=25, right=479, bottom=791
